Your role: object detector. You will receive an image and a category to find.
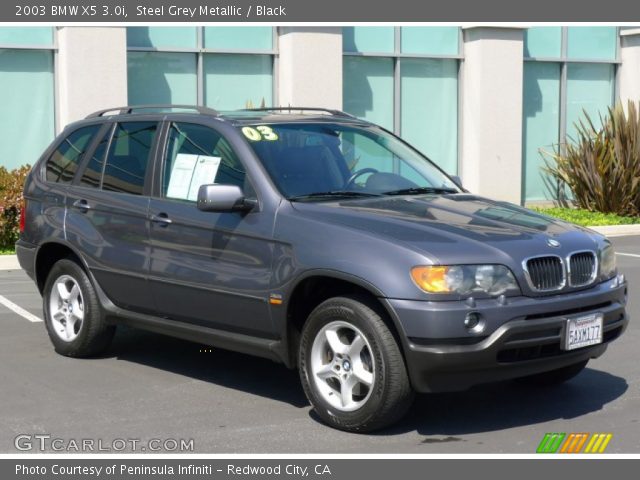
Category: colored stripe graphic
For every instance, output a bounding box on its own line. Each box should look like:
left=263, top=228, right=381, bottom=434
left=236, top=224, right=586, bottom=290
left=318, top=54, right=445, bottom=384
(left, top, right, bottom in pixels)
left=560, top=433, right=589, bottom=453
left=572, top=433, right=589, bottom=453
left=560, top=434, right=576, bottom=453
left=537, top=433, right=566, bottom=453
left=537, top=433, right=613, bottom=453
left=584, top=433, right=613, bottom=453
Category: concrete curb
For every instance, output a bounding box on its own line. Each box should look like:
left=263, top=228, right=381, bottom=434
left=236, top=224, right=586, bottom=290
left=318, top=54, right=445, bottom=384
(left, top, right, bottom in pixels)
left=0, top=255, right=20, bottom=271
left=587, top=224, right=640, bottom=237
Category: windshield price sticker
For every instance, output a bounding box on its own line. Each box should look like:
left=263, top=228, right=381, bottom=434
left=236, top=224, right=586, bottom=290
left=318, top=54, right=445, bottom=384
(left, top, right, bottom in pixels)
left=242, top=126, right=279, bottom=142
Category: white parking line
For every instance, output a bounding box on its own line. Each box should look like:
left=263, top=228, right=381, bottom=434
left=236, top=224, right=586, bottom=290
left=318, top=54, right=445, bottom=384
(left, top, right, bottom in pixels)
left=616, top=252, right=640, bottom=259
left=0, top=294, right=42, bottom=323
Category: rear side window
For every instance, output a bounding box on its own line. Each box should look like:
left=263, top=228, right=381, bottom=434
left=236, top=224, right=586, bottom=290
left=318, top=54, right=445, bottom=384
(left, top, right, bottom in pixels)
left=45, top=125, right=100, bottom=184
left=162, top=122, right=248, bottom=202
left=101, top=122, right=158, bottom=195
left=79, top=129, right=110, bottom=189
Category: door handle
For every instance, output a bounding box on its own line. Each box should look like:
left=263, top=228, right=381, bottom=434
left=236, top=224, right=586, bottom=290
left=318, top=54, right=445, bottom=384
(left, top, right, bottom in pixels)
left=72, top=199, right=91, bottom=212
left=150, top=213, right=172, bottom=226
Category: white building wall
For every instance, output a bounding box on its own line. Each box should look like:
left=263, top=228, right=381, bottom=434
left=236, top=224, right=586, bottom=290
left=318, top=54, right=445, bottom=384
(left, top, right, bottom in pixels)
left=277, top=27, right=343, bottom=109
left=57, top=27, right=128, bottom=129
left=619, top=28, right=640, bottom=110
left=459, top=27, right=525, bottom=204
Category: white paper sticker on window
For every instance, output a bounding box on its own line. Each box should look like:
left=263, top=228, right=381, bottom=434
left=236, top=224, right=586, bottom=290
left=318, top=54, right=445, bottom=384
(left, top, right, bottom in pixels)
left=166, top=154, right=221, bottom=201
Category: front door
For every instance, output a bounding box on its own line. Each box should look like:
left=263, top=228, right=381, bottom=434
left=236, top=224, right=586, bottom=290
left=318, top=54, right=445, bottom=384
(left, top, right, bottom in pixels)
left=147, top=121, right=275, bottom=337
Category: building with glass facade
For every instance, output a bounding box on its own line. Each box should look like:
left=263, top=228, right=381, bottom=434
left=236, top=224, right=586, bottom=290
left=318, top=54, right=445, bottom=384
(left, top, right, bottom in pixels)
left=1, top=26, right=639, bottom=205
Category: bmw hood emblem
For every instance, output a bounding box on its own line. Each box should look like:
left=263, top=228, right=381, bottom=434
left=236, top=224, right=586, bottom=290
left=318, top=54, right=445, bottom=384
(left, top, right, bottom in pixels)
left=547, top=238, right=561, bottom=248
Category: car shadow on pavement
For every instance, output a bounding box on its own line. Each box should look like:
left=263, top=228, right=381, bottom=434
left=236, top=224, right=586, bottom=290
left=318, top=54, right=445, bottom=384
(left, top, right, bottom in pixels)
left=106, top=328, right=627, bottom=434
left=384, top=367, right=628, bottom=437
left=107, top=327, right=309, bottom=409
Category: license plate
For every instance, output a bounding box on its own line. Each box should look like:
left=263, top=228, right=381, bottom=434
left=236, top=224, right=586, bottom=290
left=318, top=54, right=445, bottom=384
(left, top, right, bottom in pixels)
left=564, top=313, right=603, bottom=351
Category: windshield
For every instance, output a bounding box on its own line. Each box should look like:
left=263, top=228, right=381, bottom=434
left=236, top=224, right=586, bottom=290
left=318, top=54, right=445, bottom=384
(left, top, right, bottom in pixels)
left=242, top=122, right=460, bottom=200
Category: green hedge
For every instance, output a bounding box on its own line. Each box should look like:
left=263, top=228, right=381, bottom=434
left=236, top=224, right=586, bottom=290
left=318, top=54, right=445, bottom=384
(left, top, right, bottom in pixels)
left=531, top=207, right=640, bottom=227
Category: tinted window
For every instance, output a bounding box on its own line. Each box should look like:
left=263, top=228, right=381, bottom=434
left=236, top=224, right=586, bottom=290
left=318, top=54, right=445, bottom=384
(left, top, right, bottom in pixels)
left=162, top=122, right=248, bottom=202
left=79, top=127, right=111, bottom=189
left=245, top=123, right=459, bottom=198
left=102, top=122, right=158, bottom=195
left=45, top=125, right=100, bottom=184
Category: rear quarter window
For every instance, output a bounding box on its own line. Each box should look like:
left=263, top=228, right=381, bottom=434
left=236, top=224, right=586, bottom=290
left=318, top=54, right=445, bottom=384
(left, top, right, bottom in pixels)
left=45, top=125, right=101, bottom=184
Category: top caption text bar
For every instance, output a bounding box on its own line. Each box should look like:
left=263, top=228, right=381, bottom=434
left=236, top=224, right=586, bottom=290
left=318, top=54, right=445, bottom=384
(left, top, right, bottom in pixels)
left=3, top=0, right=640, bottom=22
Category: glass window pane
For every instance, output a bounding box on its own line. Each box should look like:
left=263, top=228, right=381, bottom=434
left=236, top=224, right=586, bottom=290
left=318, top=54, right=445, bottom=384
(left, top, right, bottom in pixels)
left=400, top=27, right=459, bottom=56
left=566, top=63, right=614, bottom=141
left=400, top=59, right=458, bottom=174
left=342, top=132, right=396, bottom=176
left=46, top=125, right=101, bottom=184
left=127, top=27, right=197, bottom=49
left=102, top=122, right=158, bottom=195
left=522, top=62, right=561, bottom=202
left=204, top=54, right=273, bottom=110
left=0, top=27, right=53, bottom=46
left=343, top=27, right=394, bottom=53
left=343, top=56, right=394, bottom=131
left=567, top=27, right=617, bottom=61
left=524, top=27, right=562, bottom=58
left=80, top=130, right=110, bottom=189
left=204, top=27, right=273, bottom=51
left=245, top=123, right=458, bottom=198
left=127, top=52, right=197, bottom=105
left=163, top=123, right=246, bottom=201
left=0, top=49, right=54, bottom=170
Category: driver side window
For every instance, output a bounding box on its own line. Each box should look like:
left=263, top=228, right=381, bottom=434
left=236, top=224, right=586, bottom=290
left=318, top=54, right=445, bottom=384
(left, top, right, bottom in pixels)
left=340, top=132, right=425, bottom=187
left=162, top=122, right=252, bottom=202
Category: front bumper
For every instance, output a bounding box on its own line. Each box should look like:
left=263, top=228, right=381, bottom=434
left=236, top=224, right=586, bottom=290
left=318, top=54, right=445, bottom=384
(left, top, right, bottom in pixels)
left=385, top=276, right=628, bottom=393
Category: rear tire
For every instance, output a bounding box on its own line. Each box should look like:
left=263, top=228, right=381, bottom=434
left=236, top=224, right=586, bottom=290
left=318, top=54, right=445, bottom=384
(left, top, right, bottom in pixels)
left=516, top=360, right=588, bottom=386
left=298, top=295, right=414, bottom=432
left=43, top=259, right=115, bottom=357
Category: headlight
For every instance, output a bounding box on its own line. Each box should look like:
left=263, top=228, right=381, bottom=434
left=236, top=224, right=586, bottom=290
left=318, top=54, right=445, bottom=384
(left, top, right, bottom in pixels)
left=411, top=265, right=519, bottom=296
left=599, top=244, right=617, bottom=279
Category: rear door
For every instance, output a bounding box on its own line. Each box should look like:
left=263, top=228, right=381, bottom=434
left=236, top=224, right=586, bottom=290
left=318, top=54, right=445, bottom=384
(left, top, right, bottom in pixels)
left=65, top=121, right=160, bottom=314
left=33, top=124, right=104, bottom=248
left=147, top=121, right=275, bottom=336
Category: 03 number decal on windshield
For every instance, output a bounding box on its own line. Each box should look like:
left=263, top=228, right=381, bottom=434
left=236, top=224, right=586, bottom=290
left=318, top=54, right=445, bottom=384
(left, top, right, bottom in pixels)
left=242, top=126, right=279, bottom=142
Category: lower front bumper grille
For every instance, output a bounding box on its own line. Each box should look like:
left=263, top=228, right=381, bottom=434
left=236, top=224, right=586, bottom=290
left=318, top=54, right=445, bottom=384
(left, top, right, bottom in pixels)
left=496, top=315, right=625, bottom=363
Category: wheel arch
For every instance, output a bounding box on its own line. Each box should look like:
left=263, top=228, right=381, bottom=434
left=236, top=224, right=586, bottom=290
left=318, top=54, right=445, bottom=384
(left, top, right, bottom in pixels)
left=34, top=241, right=90, bottom=295
left=283, top=271, right=408, bottom=368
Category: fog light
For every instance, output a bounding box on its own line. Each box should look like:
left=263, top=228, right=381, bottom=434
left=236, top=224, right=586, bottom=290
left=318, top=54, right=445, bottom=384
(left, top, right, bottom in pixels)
left=464, top=312, right=484, bottom=332
left=464, top=312, right=478, bottom=329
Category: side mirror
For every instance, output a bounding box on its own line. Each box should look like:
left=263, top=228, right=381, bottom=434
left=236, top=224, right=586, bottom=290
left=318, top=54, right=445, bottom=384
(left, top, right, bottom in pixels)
left=197, top=184, right=256, bottom=213
left=451, top=175, right=463, bottom=189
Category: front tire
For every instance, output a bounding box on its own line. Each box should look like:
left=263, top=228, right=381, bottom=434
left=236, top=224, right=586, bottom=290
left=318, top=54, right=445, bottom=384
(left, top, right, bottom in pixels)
left=299, top=295, right=414, bottom=432
left=43, top=259, right=115, bottom=357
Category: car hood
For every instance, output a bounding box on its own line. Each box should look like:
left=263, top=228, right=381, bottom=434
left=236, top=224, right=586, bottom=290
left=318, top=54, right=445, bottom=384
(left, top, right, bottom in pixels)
left=289, top=193, right=603, bottom=265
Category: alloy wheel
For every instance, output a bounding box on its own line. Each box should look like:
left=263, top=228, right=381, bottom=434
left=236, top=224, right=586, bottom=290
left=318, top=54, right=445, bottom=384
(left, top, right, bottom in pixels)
left=310, top=320, right=375, bottom=412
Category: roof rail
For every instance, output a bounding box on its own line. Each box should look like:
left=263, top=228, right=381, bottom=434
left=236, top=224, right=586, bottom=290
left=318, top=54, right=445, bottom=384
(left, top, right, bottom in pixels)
left=242, top=107, right=356, bottom=118
left=86, top=104, right=220, bottom=119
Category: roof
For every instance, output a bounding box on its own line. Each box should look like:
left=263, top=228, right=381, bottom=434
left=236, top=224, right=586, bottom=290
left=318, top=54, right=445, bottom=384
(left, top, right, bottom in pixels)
left=84, top=105, right=371, bottom=127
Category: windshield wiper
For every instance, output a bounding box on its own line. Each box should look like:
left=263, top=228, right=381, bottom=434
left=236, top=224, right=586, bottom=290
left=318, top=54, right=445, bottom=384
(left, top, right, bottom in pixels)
left=288, top=191, right=382, bottom=201
left=382, top=186, right=459, bottom=196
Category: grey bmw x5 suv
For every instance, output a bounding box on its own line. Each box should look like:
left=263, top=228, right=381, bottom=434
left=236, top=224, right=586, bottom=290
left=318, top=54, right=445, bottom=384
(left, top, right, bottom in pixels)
left=17, top=105, right=628, bottom=432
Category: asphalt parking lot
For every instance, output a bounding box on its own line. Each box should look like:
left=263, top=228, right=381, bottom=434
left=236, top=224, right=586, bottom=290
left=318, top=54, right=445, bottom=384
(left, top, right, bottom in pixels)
left=1, top=236, right=639, bottom=454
